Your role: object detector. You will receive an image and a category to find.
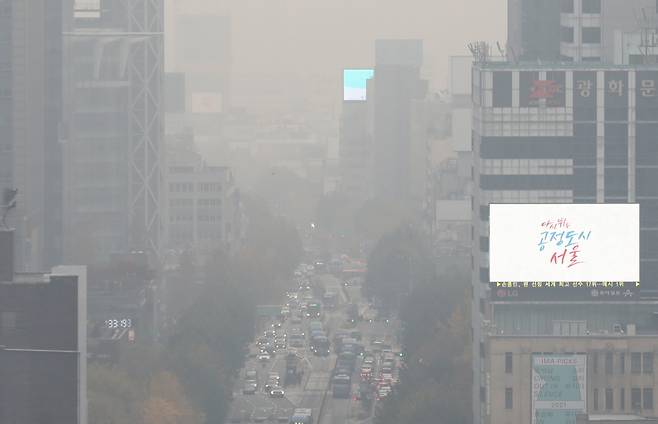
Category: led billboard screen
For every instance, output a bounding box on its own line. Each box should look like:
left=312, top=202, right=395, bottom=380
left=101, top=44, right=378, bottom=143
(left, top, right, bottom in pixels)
left=344, top=69, right=374, bottom=101
left=532, top=354, right=586, bottom=424
left=489, top=204, right=639, bottom=283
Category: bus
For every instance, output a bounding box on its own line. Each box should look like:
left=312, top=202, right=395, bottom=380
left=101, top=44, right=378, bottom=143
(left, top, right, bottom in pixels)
left=310, top=335, right=330, bottom=356
left=332, top=374, right=351, bottom=398
left=346, top=303, right=359, bottom=323
left=289, top=408, right=313, bottom=424
left=322, top=291, right=338, bottom=309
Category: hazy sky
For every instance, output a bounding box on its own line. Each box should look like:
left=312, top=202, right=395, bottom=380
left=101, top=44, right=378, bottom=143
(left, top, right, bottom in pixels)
left=167, top=0, right=506, bottom=114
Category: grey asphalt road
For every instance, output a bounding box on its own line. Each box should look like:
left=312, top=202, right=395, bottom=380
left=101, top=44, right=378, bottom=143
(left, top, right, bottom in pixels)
left=226, top=272, right=400, bottom=424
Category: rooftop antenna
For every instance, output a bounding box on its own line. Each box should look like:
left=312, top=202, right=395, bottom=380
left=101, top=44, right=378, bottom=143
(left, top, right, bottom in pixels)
left=634, top=7, right=657, bottom=64
left=496, top=41, right=505, bottom=59
left=468, top=41, right=490, bottom=63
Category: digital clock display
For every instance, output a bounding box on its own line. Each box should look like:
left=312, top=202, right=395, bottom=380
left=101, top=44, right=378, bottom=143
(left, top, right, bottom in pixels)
left=104, top=318, right=133, bottom=329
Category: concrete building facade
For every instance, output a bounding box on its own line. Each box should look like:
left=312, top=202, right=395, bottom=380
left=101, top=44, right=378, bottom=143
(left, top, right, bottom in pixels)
left=0, top=233, right=87, bottom=424
left=559, top=0, right=657, bottom=63
left=373, top=39, right=429, bottom=210
left=63, top=0, right=164, bottom=263
left=487, top=332, right=658, bottom=424
left=0, top=0, right=72, bottom=270
left=164, top=143, right=242, bottom=255
left=471, top=62, right=658, bottom=424
left=509, top=0, right=658, bottom=64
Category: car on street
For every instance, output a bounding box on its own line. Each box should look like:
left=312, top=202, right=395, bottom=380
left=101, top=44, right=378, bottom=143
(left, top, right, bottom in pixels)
left=268, top=372, right=280, bottom=383
left=363, top=355, right=375, bottom=366
left=245, top=369, right=258, bottom=380
left=264, top=379, right=278, bottom=393
left=242, top=382, right=257, bottom=395
left=258, top=353, right=271, bottom=362
left=269, top=386, right=285, bottom=398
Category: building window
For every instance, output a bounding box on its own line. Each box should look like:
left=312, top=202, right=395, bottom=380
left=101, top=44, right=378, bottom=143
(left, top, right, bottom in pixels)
left=562, top=26, right=574, bottom=43
left=0, top=311, right=16, bottom=329
left=594, top=388, right=599, bottom=410
left=606, top=388, right=613, bottom=410
left=621, top=388, right=626, bottom=411
left=592, top=352, right=599, bottom=374
left=492, top=72, right=513, bottom=107
left=645, top=388, right=654, bottom=410
left=632, top=388, right=642, bottom=410
left=632, top=353, right=642, bottom=374
left=605, top=352, right=613, bottom=375
left=505, top=388, right=513, bottom=409
left=582, top=0, right=601, bottom=13
left=561, top=0, right=574, bottom=13
left=620, top=353, right=626, bottom=374
left=505, top=352, right=513, bottom=374
left=582, top=27, right=601, bottom=44
left=643, top=353, right=653, bottom=374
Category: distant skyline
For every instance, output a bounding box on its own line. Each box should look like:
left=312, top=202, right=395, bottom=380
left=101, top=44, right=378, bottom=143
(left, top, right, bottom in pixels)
left=166, top=0, right=506, bottom=115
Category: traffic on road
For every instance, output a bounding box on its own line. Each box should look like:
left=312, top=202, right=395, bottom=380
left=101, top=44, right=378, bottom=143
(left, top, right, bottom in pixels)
left=226, top=259, right=403, bottom=424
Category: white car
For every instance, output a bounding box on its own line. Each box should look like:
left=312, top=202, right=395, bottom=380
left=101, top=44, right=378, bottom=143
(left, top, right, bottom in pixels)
left=269, top=387, right=285, bottom=398
left=258, top=353, right=271, bottom=362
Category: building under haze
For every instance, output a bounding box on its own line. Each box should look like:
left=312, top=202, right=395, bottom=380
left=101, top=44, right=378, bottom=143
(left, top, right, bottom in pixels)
left=164, top=140, right=243, bottom=255
left=0, top=230, right=86, bottom=424
left=0, top=0, right=72, bottom=270
left=339, top=70, right=374, bottom=200
left=372, top=40, right=431, bottom=214
left=164, top=5, right=231, bottom=152
left=471, top=61, right=658, bottom=424
left=62, top=0, right=164, bottom=264
left=508, top=0, right=658, bottom=63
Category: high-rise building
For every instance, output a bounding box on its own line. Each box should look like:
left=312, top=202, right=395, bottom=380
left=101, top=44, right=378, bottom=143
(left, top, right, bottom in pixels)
left=508, top=0, right=658, bottom=63
left=471, top=62, right=658, bottom=424
left=164, top=140, right=243, bottom=255
left=339, top=69, right=374, bottom=200
left=63, top=0, right=163, bottom=263
left=507, top=0, right=562, bottom=61
left=372, top=40, right=429, bottom=210
left=164, top=4, right=231, bottom=147
left=0, top=231, right=87, bottom=424
left=0, top=0, right=72, bottom=270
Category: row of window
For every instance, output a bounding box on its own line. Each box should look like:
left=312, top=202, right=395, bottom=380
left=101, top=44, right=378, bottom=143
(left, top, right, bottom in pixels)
left=504, top=352, right=655, bottom=375
left=169, top=215, right=222, bottom=223
left=480, top=159, right=574, bottom=176
left=593, top=352, right=654, bottom=375
left=169, top=182, right=222, bottom=193
left=593, top=387, right=652, bottom=411
left=480, top=190, right=573, bottom=204
left=561, top=0, right=601, bottom=14
left=561, top=26, right=601, bottom=44
left=503, top=387, right=653, bottom=411
left=169, top=198, right=222, bottom=208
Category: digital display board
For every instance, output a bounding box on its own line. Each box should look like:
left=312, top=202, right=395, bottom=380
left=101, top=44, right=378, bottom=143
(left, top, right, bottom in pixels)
left=491, top=281, right=639, bottom=301
left=532, top=354, right=586, bottom=424
left=489, top=204, right=639, bottom=283
left=344, top=69, right=374, bottom=101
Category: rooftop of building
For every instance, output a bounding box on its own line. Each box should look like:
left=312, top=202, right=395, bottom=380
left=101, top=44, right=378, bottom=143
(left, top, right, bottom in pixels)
left=585, top=415, right=658, bottom=422
left=475, top=61, right=658, bottom=70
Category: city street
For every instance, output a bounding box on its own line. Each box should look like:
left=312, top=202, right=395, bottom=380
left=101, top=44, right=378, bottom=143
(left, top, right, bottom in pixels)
left=226, top=273, right=401, bottom=424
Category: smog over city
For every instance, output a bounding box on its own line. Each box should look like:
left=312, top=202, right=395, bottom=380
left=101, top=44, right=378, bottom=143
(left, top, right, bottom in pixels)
left=0, top=1, right=655, bottom=424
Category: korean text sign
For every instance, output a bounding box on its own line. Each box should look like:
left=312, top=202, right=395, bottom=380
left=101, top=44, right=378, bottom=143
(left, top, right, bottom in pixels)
left=489, top=204, right=639, bottom=282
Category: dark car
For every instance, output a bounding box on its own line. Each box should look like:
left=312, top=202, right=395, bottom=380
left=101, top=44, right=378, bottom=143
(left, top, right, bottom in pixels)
left=243, top=382, right=257, bottom=395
